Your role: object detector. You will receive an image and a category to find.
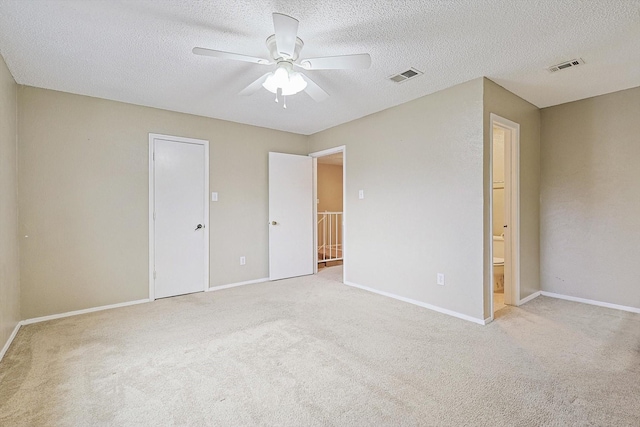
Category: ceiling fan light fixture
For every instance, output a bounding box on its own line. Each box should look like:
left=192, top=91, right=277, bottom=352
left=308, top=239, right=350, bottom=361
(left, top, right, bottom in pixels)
left=263, top=63, right=290, bottom=93
left=262, top=72, right=281, bottom=93
left=273, top=66, right=289, bottom=86
left=282, top=72, right=307, bottom=95
left=262, top=68, right=289, bottom=93
left=262, top=64, right=307, bottom=96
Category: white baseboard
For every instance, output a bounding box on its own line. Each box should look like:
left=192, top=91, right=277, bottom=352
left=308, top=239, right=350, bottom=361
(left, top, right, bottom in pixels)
left=344, top=281, right=486, bottom=325
left=0, top=322, right=22, bottom=362
left=21, top=299, right=150, bottom=326
left=206, top=278, right=269, bottom=292
left=518, top=291, right=541, bottom=305
left=540, top=291, right=640, bottom=314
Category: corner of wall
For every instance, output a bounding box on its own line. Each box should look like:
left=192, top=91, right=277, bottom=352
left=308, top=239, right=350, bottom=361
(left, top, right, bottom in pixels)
left=0, top=52, right=22, bottom=356
left=482, top=78, right=542, bottom=319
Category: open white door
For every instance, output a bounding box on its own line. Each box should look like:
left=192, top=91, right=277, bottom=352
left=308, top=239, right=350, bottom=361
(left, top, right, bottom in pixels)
left=269, top=152, right=313, bottom=280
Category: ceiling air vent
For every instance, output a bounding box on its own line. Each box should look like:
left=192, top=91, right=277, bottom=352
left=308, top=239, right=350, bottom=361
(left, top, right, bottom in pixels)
left=547, top=58, right=585, bottom=73
left=389, top=67, right=423, bottom=83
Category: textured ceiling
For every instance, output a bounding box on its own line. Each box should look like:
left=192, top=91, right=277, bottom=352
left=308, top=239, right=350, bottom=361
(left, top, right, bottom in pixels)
left=0, top=0, right=638, bottom=135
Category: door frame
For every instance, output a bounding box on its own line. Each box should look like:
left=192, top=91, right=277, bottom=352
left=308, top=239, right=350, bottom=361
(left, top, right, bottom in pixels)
left=309, top=146, right=346, bottom=283
left=148, top=133, right=210, bottom=301
left=489, top=114, right=520, bottom=317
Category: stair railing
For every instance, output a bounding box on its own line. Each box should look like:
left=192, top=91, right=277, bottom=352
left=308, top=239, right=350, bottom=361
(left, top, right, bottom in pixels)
left=317, top=211, right=343, bottom=263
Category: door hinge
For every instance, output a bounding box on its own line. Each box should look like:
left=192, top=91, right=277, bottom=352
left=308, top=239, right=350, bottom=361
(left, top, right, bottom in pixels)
left=152, top=152, right=155, bottom=161
left=153, top=212, right=156, bottom=220
left=153, top=271, right=156, bottom=279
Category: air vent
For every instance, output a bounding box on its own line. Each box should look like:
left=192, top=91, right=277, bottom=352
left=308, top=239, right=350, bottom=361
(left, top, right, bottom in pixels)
left=389, top=67, right=423, bottom=83
left=547, top=58, right=585, bottom=73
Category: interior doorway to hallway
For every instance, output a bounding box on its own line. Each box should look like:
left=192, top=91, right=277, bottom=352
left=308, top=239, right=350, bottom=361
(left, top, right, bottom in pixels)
left=309, top=146, right=346, bottom=283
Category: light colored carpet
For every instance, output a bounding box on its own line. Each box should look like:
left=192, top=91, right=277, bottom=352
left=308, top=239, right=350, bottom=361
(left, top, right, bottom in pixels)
left=1, top=266, right=639, bottom=426
left=494, top=292, right=506, bottom=312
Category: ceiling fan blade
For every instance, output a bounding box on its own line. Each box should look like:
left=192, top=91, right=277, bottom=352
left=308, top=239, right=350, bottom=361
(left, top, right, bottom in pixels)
left=299, top=53, right=371, bottom=70
left=192, top=47, right=271, bottom=65
left=272, top=13, right=299, bottom=58
left=301, top=74, right=329, bottom=102
left=239, top=73, right=272, bottom=96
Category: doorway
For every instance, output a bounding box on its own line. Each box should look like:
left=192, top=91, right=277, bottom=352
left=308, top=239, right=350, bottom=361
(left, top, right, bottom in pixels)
left=149, top=134, right=209, bottom=300
left=309, top=146, right=346, bottom=283
left=490, top=114, right=520, bottom=315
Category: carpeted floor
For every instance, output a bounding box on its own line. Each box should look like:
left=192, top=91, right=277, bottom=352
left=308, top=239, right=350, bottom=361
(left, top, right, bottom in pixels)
left=1, top=266, right=639, bottom=426
left=494, top=291, right=506, bottom=312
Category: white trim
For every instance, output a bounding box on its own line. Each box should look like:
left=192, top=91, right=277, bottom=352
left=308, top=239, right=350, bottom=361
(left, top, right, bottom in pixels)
left=205, top=277, right=269, bottom=292
left=344, top=281, right=487, bottom=325
left=540, top=292, right=640, bottom=314
left=309, top=145, right=346, bottom=284
left=309, top=146, right=346, bottom=158
left=0, top=322, right=21, bottom=362
left=519, top=291, right=541, bottom=305
left=148, top=133, right=210, bottom=302
left=149, top=136, right=154, bottom=300
left=21, top=299, right=150, bottom=326
left=489, top=114, right=521, bottom=315
left=312, top=157, right=318, bottom=274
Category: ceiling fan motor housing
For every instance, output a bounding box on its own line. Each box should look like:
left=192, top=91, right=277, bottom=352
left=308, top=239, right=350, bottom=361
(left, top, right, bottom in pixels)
left=266, top=34, right=304, bottom=61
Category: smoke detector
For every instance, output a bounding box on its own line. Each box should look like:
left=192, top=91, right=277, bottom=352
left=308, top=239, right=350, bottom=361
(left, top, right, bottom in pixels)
left=547, top=58, right=585, bottom=73
left=389, top=67, right=423, bottom=83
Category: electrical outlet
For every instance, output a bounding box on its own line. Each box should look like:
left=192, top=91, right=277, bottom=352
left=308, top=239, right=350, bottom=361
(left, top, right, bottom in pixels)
left=437, top=273, right=445, bottom=286
left=240, top=256, right=246, bottom=265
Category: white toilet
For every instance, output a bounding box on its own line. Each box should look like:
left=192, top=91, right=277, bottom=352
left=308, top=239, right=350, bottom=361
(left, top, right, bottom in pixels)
left=493, top=235, right=504, bottom=291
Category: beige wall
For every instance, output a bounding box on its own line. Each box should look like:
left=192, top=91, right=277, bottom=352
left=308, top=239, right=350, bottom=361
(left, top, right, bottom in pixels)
left=317, top=163, right=343, bottom=249
left=6, top=67, right=637, bottom=326
left=317, top=163, right=343, bottom=213
left=540, top=87, right=640, bottom=308
left=18, top=87, right=307, bottom=319
left=0, top=55, right=20, bottom=351
left=309, top=79, right=486, bottom=320
left=483, top=79, right=541, bottom=318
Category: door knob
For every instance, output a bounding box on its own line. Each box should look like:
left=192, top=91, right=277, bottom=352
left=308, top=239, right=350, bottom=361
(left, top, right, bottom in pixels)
left=270, top=221, right=278, bottom=225
left=195, top=224, right=204, bottom=231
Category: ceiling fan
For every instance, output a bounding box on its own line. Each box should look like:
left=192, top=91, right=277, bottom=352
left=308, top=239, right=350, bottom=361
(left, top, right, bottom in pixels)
left=193, top=13, right=371, bottom=107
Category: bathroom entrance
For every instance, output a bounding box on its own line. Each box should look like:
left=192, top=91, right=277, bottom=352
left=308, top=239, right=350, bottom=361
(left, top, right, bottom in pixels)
left=490, top=114, right=520, bottom=314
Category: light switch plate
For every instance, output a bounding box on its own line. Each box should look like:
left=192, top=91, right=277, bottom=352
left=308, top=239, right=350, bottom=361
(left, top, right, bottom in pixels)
left=358, top=190, right=364, bottom=199
left=211, top=192, right=218, bottom=202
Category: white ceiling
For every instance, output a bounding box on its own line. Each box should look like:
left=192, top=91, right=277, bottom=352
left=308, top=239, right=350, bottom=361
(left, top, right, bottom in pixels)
left=0, top=1, right=638, bottom=135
